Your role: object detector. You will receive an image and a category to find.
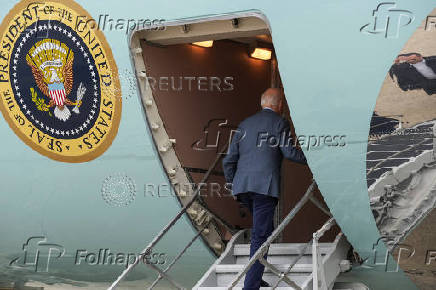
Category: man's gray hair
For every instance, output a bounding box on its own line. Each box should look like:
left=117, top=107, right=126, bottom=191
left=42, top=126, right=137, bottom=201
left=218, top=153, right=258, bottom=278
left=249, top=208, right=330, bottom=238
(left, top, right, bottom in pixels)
left=261, top=90, right=281, bottom=106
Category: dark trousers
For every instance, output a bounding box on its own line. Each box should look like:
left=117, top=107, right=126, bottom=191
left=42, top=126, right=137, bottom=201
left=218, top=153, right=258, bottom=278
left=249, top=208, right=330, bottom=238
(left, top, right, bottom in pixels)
left=237, top=192, right=278, bottom=290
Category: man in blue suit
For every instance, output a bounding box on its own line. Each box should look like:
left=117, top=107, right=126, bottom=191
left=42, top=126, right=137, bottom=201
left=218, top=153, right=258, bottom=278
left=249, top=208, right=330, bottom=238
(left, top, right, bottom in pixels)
left=222, top=88, right=307, bottom=289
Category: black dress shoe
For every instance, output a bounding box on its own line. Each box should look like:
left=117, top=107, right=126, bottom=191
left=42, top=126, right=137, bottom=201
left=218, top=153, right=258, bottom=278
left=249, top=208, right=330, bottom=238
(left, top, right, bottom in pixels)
left=260, top=279, right=270, bottom=287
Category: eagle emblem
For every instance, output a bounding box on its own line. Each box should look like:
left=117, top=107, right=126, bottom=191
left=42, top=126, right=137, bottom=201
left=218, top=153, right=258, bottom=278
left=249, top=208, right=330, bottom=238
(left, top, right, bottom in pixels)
left=26, top=39, right=85, bottom=121
left=0, top=2, right=122, bottom=162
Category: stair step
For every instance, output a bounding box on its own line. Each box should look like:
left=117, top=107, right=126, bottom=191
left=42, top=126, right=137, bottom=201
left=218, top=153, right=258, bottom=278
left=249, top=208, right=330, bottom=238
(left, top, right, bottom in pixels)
left=234, top=243, right=333, bottom=256
left=333, top=282, right=370, bottom=290
left=216, top=271, right=311, bottom=287
left=198, top=287, right=299, bottom=290
left=194, top=232, right=349, bottom=289
left=236, top=255, right=315, bottom=264
left=216, top=263, right=313, bottom=273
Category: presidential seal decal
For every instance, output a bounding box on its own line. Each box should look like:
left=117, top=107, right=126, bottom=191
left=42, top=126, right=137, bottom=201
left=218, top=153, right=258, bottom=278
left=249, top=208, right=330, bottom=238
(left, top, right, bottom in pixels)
left=0, top=0, right=122, bottom=162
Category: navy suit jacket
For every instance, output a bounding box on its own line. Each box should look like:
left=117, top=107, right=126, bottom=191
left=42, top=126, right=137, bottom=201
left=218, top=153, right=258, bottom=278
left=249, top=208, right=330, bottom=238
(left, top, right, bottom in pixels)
left=222, top=108, right=307, bottom=198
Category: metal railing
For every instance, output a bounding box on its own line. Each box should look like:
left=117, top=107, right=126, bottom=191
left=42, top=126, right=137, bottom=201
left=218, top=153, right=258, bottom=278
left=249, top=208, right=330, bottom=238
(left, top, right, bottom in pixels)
left=108, top=152, right=336, bottom=289
left=227, top=181, right=336, bottom=290
left=108, top=146, right=229, bottom=290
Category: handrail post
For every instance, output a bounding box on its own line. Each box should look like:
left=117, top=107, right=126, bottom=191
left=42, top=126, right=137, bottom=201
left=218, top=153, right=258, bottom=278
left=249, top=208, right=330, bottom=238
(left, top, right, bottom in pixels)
left=312, top=234, right=319, bottom=290
left=312, top=237, right=327, bottom=290
left=312, top=218, right=335, bottom=290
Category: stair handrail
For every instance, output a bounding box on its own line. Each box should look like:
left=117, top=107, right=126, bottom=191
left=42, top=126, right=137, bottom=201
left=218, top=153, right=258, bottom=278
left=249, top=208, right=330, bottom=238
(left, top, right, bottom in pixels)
left=227, top=181, right=317, bottom=289
left=108, top=145, right=229, bottom=290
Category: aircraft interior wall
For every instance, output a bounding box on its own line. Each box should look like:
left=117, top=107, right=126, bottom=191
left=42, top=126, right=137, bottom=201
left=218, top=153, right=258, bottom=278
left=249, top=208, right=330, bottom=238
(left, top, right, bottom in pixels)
left=140, top=38, right=338, bottom=243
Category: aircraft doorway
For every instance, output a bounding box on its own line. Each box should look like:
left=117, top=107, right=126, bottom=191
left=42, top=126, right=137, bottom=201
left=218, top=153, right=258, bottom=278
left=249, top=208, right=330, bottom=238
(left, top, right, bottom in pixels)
left=130, top=14, right=339, bottom=255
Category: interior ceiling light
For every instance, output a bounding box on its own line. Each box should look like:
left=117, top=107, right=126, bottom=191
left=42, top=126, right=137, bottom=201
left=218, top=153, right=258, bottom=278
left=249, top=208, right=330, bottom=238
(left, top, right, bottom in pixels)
left=250, top=47, right=272, bottom=60
left=192, top=40, right=214, bottom=47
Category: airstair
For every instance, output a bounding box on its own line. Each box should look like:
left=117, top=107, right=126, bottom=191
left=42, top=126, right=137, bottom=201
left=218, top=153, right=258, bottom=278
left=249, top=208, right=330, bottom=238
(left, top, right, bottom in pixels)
left=193, top=220, right=351, bottom=290
left=108, top=146, right=364, bottom=290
